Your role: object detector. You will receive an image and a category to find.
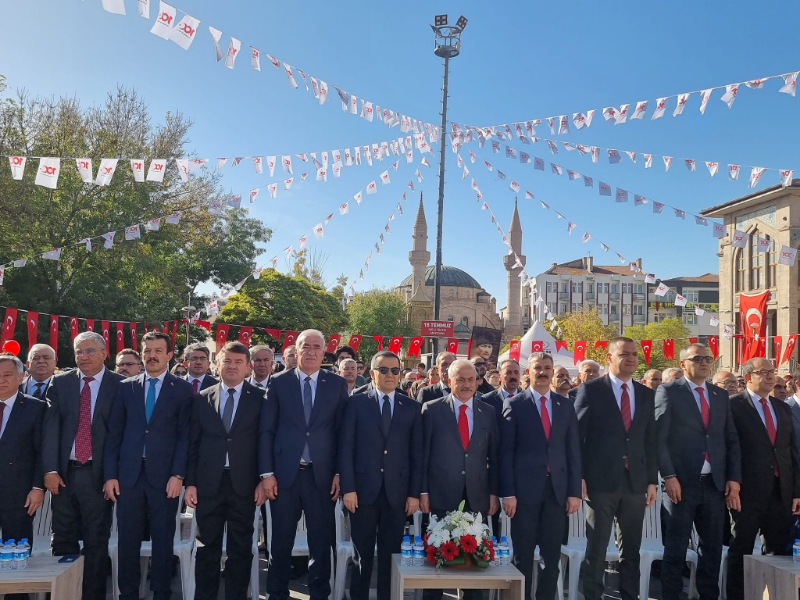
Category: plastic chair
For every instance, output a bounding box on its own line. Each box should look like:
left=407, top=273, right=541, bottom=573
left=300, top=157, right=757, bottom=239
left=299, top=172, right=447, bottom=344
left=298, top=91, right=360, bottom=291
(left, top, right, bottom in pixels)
left=560, top=502, right=620, bottom=600
left=333, top=501, right=355, bottom=600
left=500, top=507, right=563, bottom=600
left=31, top=491, right=53, bottom=557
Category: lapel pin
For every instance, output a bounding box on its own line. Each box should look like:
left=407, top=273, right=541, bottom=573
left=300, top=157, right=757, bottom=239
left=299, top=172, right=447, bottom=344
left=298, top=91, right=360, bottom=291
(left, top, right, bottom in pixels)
left=398, top=401, right=403, bottom=405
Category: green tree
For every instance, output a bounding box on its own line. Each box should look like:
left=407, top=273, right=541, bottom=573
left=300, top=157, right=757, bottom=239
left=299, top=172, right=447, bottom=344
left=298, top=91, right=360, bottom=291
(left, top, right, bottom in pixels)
left=624, top=317, right=692, bottom=378
left=217, top=269, right=348, bottom=347
left=550, top=309, right=619, bottom=363
left=345, top=289, right=413, bottom=362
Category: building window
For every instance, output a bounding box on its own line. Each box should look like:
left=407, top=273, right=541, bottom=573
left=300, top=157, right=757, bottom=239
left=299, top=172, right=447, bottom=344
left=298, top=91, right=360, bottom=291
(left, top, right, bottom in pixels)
left=599, top=304, right=608, bottom=314
left=546, top=281, right=555, bottom=293
left=634, top=305, right=645, bottom=315
left=750, top=234, right=763, bottom=290
left=447, top=315, right=454, bottom=321
left=610, top=305, right=618, bottom=315
left=611, top=283, right=619, bottom=294
left=571, top=303, right=580, bottom=312
left=622, top=283, right=632, bottom=293
left=560, top=283, right=568, bottom=293
left=560, top=304, right=568, bottom=314
left=685, top=313, right=698, bottom=325
left=572, top=282, right=582, bottom=293
left=448, top=288, right=454, bottom=298
left=623, top=304, right=630, bottom=315
left=598, top=283, right=608, bottom=293
left=767, top=238, right=777, bottom=287
left=736, top=247, right=745, bottom=292
left=634, top=284, right=644, bottom=294
left=586, top=283, right=594, bottom=293
left=547, top=302, right=556, bottom=314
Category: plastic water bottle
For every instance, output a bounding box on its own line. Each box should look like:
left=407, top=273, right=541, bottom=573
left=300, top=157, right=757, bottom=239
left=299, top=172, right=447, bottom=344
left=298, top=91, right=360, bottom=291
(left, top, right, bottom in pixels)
left=401, top=536, right=413, bottom=567
left=498, top=536, right=509, bottom=566
left=1, top=540, right=15, bottom=570
left=412, top=536, right=425, bottom=566
left=794, top=539, right=800, bottom=563
left=492, top=536, right=499, bottom=567
left=14, top=539, right=29, bottom=570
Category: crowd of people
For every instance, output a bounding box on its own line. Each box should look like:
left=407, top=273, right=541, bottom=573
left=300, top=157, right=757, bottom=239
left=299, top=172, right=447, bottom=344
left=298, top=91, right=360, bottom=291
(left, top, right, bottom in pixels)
left=1, top=331, right=799, bottom=600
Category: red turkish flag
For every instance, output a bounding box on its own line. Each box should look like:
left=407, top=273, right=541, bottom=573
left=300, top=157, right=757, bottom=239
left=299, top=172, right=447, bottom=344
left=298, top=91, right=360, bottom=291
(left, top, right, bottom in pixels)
left=348, top=335, right=363, bottom=353
left=143, top=323, right=149, bottom=334
left=757, top=337, right=767, bottom=358
left=595, top=340, right=608, bottom=351
left=171, top=321, right=178, bottom=348
left=49, top=314, right=59, bottom=360
left=774, top=336, right=783, bottom=365
left=85, top=319, right=95, bottom=332
left=781, top=334, right=798, bottom=366
left=27, top=311, right=39, bottom=350
left=101, top=321, right=110, bottom=353
left=407, top=336, right=423, bottom=358
left=640, top=340, right=653, bottom=366
left=216, top=324, right=231, bottom=352
left=688, top=337, right=699, bottom=345
left=508, top=340, right=521, bottom=361
left=708, top=336, right=719, bottom=360
left=0, top=308, right=17, bottom=347
left=573, top=341, right=587, bottom=365
left=739, top=291, right=769, bottom=362
left=326, top=334, right=342, bottom=354
left=164, top=321, right=170, bottom=336
left=388, top=337, right=403, bottom=354
left=282, top=330, right=298, bottom=353
left=555, top=341, right=568, bottom=353
left=265, top=328, right=281, bottom=339
left=663, top=339, right=675, bottom=360
left=446, top=338, right=459, bottom=353
left=130, top=322, right=138, bottom=351
left=195, top=320, right=211, bottom=332
left=69, top=317, right=79, bottom=342
left=372, top=336, right=384, bottom=351
left=531, top=340, right=544, bottom=353
left=116, top=322, right=125, bottom=354
left=238, top=326, right=253, bottom=346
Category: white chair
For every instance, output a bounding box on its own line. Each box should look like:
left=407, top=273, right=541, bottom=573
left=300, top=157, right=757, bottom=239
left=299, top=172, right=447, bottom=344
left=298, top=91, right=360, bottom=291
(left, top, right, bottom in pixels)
left=31, top=491, right=53, bottom=557
left=639, top=494, right=698, bottom=600
left=717, top=534, right=761, bottom=599
left=560, top=502, right=620, bottom=600
left=333, top=501, right=355, bottom=600
left=109, top=490, right=195, bottom=600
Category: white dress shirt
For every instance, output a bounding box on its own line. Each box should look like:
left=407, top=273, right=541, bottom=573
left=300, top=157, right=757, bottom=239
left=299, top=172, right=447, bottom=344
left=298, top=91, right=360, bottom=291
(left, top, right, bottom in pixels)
left=502, top=387, right=522, bottom=399
left=689, top=381, right=712, bottom=475
left=26, top=377, right=51, bottom=396
left=608, top=373, right=636, bottom=419
left=145, top=370, right=168, bottom=405
left=452, top=397, right=474, bottom=437
left=376, top=390, right=396, bottom=417
left=531, top=389, right=553, bottom=425
left=219, top=381, right=243, bottom=467
left=748, top=388, right=778, bottom=433
left=0, top=393, right=18, bottom=438
left=69, top=367, right=106, bottom=461
left=187, top=374, right=207, bottom=389
left=298, top=369, right=319, bottom=405
left=251, top=375, right=270, bottom=389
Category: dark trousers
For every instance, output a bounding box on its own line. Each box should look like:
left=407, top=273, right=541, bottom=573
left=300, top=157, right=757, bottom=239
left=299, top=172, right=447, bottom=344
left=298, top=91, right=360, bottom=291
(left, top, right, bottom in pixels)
left=51, top=462, right=113, bottom=600
left=661, top=475, right=725, bottom=600
left=581, top=473, right=646, bottom=600
left=267, top=465, right=335, bottom=600
left=0, top=505, right=34, bottom=600
left=727, top=477, right=793, bottom=600
left=511, top=477, right=565, bottom=600
left=194, top=473, right=255, bottom=600
left=116, top=470, right=179, bottom=600
left=349, top=485, right=407, bottom=600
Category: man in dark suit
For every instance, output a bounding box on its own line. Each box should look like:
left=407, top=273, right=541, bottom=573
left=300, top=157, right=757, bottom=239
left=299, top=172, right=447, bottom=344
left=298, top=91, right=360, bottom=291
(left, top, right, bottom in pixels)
left=248, top=345, right=274, bottom=390
left=501, top=352, right=581, bottom=600
left=185, top=341, right=268, bottom=600
left=260, top=329, right=348, bottom=600
left=340, top=350, right=422, bottom=600
left=103, top=331, right=192, bottom=600
left=43, top=332, right=124, bottom=600
left=184, top=342, right=218, bottom=394
left=416, top=351, right=456, bottom=403
left=575, top=337, right=658, bottom=600
left=471, top=356, right=495, bottom=395
left=420, top=358, right=499, bottom=600
left=22, top=343, right=56, bottom=399
left=0, top=354, right=45, bottom=600
left=726, top=357, right=800, bottom=600
left=655, top=343, right=741, bottom=600
left=787, top=369, right=800, bottom=457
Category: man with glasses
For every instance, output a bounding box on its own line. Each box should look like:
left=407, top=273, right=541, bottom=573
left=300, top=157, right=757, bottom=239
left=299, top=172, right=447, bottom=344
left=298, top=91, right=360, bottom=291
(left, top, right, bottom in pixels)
left=726, top=357, right=800, bottom=600
left=115, top=349, right=143, bottom=378
left=339, top=351, right=422, bottom=600
left=471, top=355, right=494, bottom=395
left=43, top=331, right=125, bottom=600
left=654, top=344, right=741, bottom=600
left=22, top=344, right=56, bottom=399
left=711, top=370, right=738, bottom=396
left=184, top=343, right=218, bottom=394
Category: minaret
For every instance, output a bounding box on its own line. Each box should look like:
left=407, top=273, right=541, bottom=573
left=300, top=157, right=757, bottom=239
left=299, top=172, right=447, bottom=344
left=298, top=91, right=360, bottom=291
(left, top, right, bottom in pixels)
left=409, top=193, right=431, bottom=296
left=502, top=200, right=526, bottom=336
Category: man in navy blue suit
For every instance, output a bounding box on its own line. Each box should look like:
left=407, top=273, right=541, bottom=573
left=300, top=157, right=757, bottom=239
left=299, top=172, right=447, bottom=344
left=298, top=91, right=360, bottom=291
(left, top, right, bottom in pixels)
left=500, top=353, right=581, bottom=600
left=104, top=331, right=192, bottom=600
left=260, top=329, right=349, bottom=600
left=339, top=350, right=422, bottom=600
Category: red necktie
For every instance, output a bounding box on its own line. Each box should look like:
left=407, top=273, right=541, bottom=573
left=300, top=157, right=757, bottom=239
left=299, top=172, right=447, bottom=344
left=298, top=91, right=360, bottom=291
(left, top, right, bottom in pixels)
left=458, top=404, right=470, bottom=450
left=540, top=396, right=551, bottom=472
left=192, top=378, right=199, bottom=394
left=696, top=387, right=711, bottom=463
left=620, top=383, right=632, bottom=431
left=74, top=376, right=95, bottom=463
left=759, top=398, right=779, bottom=476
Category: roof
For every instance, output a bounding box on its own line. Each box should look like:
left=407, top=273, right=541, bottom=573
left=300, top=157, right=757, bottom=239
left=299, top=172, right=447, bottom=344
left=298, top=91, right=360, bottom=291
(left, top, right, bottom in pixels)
left=700, top=181, right=800, bottom=217
left=661, top=273, right=719, bottom=284
left=399, top=265, right=484, bottom=289
left=544, top=258, right=636, bottom=276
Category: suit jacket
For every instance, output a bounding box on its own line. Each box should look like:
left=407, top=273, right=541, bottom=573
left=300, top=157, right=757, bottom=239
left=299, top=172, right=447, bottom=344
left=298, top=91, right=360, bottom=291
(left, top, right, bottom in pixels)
left=20, top=376, right=52, bottom=399
left=104, top=372, right=193, bottom=488
left=416, top=381, right=450, bottom=404
left=0, top=392, right=45, bottom=510
left=339, top=388, right=422, bottom=509
left=247, top=375, right=270, bottom=393
left=260, top=367, right=349, bottom=491
left=477, top=380, right=495, bottom=395
left=499, top=390, right=581, bottom=505
left=575, top=375, right=658, bottom=494
left=43, top=368, right=125, bottom=488
left=786, top=397, right=800, bottom=458
left=479, top=388, right=512, bottom=434
left=654, top=378, right=741, bottom=492
left=421, top=394, right=498, bottom=513
left=729, top=391, right=800, bottom=505
left=186, top=381, right=267, bottom=497
left=186, top=374, right=218, bottom=392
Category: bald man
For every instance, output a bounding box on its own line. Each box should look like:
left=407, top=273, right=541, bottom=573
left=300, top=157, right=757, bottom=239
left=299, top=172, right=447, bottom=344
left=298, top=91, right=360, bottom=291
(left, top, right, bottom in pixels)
left=642, top=369, right=662, bottom=391
left=712, top=371, right=739, bottom=397
left=662, top=368, right=683, bottom=384
left=569, top=361, right=601, bottom=400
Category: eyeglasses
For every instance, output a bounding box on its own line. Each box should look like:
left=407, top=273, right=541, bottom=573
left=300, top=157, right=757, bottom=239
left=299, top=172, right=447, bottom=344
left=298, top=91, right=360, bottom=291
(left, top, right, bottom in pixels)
left=174, top=370, right=188, bottom=376
left=751, top=369, right=777, bottom=377
left=686, top=356, right=714, bottom=364
left=75, top=348, right=100, bottom=357
left=376, top=367, right=401, bottom=375
left=187, top=356, right=209, bottom=362
left=473, top=362, right=486, bottom=367
left=718, top=379, right=738, bottom=387
left=116, top=362, right=140, bottom=368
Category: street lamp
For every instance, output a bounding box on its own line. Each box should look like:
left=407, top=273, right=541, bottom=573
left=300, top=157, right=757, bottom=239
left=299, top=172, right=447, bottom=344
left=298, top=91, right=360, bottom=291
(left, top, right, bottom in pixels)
left=430, top=14, right=466, bottom=361
left=181, top=300, right=196, bottom=347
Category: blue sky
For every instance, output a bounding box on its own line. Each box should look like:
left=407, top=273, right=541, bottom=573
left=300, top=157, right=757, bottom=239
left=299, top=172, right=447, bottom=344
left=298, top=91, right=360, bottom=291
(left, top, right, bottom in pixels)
left=2, top=0, right=799, bottom=305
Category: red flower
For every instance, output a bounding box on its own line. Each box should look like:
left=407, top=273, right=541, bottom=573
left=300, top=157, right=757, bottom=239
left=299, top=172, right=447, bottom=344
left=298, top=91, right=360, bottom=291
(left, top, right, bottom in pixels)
left=460, top=535, right=478, bottom=554
left=425, top=546, right=437, bottom=557
left=440, top=541, right=459, bottom=561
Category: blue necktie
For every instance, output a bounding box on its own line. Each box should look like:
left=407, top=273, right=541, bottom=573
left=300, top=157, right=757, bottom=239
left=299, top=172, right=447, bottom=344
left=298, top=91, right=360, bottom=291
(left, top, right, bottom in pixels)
left=301, top=376, right=313, bottom=463
left=145, top=378, right=158, bottom=423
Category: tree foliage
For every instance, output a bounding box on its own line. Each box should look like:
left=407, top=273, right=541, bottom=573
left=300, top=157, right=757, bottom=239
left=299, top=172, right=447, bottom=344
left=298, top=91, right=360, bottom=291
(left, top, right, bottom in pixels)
left=550, top=309, right=619, bottom=363
left=624, top=317, right=692, bottom=378
left=345, top=289, right=413, bottom=362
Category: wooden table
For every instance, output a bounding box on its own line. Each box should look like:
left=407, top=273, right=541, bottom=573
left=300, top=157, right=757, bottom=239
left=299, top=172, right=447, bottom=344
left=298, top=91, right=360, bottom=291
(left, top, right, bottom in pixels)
left=0, top=556, right=84, bottom=599
left=744, top=554, right=800, bottom=600
left=391, top=555, right=523, bottom=600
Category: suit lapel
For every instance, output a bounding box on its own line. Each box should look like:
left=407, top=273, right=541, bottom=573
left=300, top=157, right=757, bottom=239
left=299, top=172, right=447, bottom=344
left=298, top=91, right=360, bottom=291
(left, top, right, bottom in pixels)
left=602, top=376, right=628, bottom=435
left=94, top=370, right=116, bottom=423
left=308, top=371, right=329, bottom=428
left=444, top=396, right=465, bottom=446
left=680, top=378, right=706, bottom=430
left=741, top=392, right=773, bottom=447
left=523, top=390, right=548, bottom=441
left=468, top=398, right=487, bottom=450
left=230, top=385, right=255, bottom=433
left=0, top=393, right=26, bottom=449
left=367, top=388, right=387, bottom=440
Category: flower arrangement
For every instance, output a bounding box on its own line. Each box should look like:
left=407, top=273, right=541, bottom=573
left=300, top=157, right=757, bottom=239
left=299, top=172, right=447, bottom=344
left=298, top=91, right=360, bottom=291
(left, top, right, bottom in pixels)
left=423, top=501, right=494, bottom=569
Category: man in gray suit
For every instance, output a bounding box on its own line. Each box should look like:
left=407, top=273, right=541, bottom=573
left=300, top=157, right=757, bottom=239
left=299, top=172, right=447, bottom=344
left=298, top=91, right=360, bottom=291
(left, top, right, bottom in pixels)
left=421, top=358, right=499, bottom=600
left=786, top=370, right=800, bottom=456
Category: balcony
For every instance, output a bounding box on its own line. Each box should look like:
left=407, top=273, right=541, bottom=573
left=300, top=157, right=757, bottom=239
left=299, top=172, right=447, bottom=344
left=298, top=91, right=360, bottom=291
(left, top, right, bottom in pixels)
left=558, top=292, right=570, bottom=299
left=634, top=314, right=646, bottom=323
left=585, top=292, right=595, bottom=300
left=609, top=314, right=620, bottom=322
left=610, top=293, right=620, bottom=300
left=633, top=293, right=646, bottom=300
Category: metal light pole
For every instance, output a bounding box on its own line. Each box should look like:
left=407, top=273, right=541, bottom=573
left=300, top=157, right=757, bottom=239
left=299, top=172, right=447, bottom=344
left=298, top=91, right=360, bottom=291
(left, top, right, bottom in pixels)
left=181, top=288, right=195, bottom=349
left=430, top=14, right=466, bottom=361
